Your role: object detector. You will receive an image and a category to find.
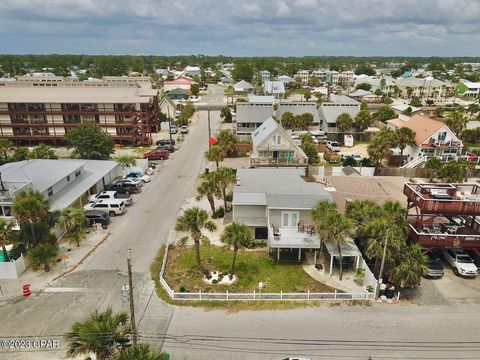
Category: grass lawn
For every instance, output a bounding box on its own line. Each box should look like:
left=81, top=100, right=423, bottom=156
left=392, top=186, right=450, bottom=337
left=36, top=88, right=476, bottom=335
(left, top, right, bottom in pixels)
left=163, top=246, right=334, bottom=293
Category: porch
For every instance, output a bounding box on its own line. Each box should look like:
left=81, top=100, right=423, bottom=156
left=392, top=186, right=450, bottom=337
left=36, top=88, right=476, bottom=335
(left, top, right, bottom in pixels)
left=268, top=226, right=321, bottom=262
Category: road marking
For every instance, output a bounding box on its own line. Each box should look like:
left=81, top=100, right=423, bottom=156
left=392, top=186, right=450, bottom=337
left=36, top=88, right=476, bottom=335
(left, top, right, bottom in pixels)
left=44, top=287, right=89, bottom=293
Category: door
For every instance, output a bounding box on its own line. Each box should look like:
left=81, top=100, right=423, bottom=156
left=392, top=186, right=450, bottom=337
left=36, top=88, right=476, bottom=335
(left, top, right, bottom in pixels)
left=273, top=151, right=279, bottom=159
left=281, top=211, right=299, bottom=228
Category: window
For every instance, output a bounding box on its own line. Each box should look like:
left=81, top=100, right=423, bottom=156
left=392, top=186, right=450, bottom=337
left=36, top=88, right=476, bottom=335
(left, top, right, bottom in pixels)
left=438, top=132, right=447, bottom=141
left=47, top=187, right=53, bottom=197
left=272, top=135, right=281, bottom=145
left=111, top=204, right=119, bottom=208
left=67, top=175, right=71, bottom=182
left=75, top=170, right=81, bottom=177
left=95, top=204, right=107, bottom=208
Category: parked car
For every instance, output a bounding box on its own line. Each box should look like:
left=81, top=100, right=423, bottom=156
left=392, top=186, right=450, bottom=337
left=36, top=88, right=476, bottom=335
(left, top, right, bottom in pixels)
left=443, top=249, right=478, bottom=277
left=326, top=140, right=341, bottom=152
left=340, top=153, right=362, bottom=162
left=156, top=138, right=176, bottom=146
left=125, top=172, right=151, bottom=183
left=88, top=191, right=133, bottom=206
left=425, top=254, right=444, bottom=278
left=84, top=199, right=127, bottom=217
left=106, top=181, right=141, bottom=194
left=160, top=144, right=175, bottom=153
left=180, top=125, right=189, bottom=134
left=120, top=177, right=142, bottom=187
left=170, top=124, right=178, bottom=134
left=84, top=210, right=110, bottom=229
left=324, top=149, right=341, bottom=163
left=144, top=149, right=170, bottom=160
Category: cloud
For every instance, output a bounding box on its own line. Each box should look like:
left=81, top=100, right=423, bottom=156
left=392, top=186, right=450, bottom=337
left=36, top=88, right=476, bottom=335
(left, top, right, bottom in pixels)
left=0, top=0, right=478, bottom=55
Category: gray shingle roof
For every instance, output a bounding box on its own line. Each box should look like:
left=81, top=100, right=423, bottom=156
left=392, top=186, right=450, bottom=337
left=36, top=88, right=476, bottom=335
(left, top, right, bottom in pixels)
left=320, top=104, right=360, bottom=124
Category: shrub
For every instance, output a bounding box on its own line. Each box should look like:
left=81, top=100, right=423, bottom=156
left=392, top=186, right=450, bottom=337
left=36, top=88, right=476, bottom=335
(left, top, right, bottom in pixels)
left=213, top=206, right=225, bottom=219
left=179, top=286, right=187, bottom=292
left=212, top=279, right=219, bottom=284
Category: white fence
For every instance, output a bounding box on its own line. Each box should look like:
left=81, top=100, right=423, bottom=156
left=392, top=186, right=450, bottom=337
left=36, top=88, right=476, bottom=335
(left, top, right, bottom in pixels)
left=315, top=166, right=376, bottom=178
left=158, top=244, right=376, bottom=302
left=0, top=254, right=28, bottom=279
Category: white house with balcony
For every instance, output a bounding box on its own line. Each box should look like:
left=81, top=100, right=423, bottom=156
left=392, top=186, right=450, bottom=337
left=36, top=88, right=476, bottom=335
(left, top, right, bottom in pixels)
left=232, top=168, right=333, bottom=262
left=386, top=114, right=463, bottom=164
left=296, top=70, right=310, bottom=85
left=259, top=70, right=271, bottom=84
left=250, top=117, right=307, bottom=167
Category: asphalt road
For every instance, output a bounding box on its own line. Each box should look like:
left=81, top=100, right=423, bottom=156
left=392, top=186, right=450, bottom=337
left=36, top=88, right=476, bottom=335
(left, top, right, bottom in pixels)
left=0, top=86, right=223, bottom=360
left=2, top=84, right=480, bottom=360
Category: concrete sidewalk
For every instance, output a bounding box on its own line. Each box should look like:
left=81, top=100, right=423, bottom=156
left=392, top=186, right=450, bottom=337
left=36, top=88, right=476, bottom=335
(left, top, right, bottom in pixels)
left=0, top=229, right=109, bottom=301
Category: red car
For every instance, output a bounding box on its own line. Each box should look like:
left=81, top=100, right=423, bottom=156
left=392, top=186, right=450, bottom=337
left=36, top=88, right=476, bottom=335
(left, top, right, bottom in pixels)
left=143, top=149, right=170, bottom=160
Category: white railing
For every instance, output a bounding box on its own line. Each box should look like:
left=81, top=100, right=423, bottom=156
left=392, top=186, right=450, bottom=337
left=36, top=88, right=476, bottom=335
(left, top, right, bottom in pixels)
left=157, top=243, right=375, bottom=302
left=400, top=154, right=427, bottom=169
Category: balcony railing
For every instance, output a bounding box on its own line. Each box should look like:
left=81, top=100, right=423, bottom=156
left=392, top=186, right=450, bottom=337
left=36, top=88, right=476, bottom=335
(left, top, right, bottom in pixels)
left=408, top=223, right=480, bottom=249
left=250, top=156, right=307, bottom=167
left=268, top=226, right=320, bottom=249
left=404, top=183, right=480, bottom=215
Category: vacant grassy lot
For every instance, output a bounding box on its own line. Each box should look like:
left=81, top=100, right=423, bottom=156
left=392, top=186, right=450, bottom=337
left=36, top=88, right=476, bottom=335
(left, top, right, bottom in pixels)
left=164, top=246, right=334, bottom=293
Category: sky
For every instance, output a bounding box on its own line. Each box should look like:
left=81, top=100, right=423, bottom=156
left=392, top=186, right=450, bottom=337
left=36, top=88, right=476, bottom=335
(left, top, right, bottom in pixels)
left=0, top=0, right=479, bottom=56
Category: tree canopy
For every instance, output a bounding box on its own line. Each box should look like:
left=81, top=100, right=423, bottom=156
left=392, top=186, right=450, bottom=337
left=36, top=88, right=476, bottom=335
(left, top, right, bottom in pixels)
left=64, top=123, right=115, bottom=160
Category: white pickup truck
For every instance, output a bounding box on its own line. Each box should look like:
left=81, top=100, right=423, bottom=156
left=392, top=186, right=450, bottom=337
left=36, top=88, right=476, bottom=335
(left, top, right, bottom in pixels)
left=88, top=191, right=133, bottom=206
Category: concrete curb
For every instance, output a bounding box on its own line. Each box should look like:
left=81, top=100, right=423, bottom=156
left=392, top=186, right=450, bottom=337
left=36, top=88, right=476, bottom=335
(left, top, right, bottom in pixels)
left=51, top=232, right=110, bottom=282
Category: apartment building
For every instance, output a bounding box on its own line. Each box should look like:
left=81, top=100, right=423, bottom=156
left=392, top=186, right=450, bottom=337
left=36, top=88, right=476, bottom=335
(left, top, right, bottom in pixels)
left=458, top=81, right=480, bottom=99
left=0, top=77, right=159, bottom=146
left=296, top=70, right=310, bottom=85
left=259, top=70, right=271, bottom=84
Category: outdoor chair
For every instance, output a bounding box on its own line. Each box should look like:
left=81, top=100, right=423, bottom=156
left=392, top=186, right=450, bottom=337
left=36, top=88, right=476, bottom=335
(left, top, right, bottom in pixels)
left=297, top=219, right=305, bottom=232
left=272, top=224, right=280, bottom=239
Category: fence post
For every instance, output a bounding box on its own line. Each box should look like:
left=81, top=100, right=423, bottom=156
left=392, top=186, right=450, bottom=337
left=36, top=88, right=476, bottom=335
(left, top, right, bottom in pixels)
left=199, top=290, right=202, bottom=300
left=397, top=291, right=401, bottom=301
left=253, top=290, right=256, bottom=300
left=172, top=290, right=175, bottom=300
left=334, top=290, right=337, bottom=300
left=226, top=290, right=229, bottom=301
left=352, top=290, right=355, bottom=300
left=281, top=291, right=283, bottom=300
left=307, top=290, right=310, bottom=300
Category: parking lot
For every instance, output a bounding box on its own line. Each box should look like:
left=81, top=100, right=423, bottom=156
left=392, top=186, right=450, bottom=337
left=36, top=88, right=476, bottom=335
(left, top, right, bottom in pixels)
left=402, top=258, right=480, bottom=305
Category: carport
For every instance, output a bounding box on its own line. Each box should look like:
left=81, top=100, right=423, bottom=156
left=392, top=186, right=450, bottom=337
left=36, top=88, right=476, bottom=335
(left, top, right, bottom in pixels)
left=324, top=237, right=362, bottom=276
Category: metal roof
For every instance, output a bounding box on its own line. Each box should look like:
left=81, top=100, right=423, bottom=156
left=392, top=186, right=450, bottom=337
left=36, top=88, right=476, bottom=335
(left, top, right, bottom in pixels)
left=277, top=102, right=321, bottom=124
left=325, top=237, right=362, bottom=257
left=235, top=168, right=333, bottom=209
left=251, top=117, right=278, bottom=149
left=0, top=86, right=152, bottom=103
left=232, top=192, right=267, bottom=205
left=320, top=104, right=360, bottom=124
left=247, top=95, right=275, bottom=103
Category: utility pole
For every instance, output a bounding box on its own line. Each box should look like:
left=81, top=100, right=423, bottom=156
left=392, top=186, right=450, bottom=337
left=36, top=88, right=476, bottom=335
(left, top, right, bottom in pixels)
left=207, top=108, right=212, bottom=150
left=167, top=107, right=173, bottom=144
left=375, top=235, right=389, bottom=300
left=127, top=249, right=137, bottom=346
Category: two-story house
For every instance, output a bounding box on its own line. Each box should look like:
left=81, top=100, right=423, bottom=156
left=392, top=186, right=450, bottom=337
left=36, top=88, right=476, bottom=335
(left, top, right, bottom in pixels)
left=319, top=95, right=360, bottom=133
left=250, top=117, right=307, bottom=167
left=233, top=168, right=333, bottom=261
left=263, top=81, right=285, bottom=99
left=386, top=114, right=463, bottom=162
left=235, top=95, right=275, bottom=138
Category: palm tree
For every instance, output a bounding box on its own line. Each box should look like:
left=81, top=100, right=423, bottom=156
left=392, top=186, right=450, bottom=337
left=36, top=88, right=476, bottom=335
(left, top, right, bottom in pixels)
left=12, top=188, right=50, bottom=246
left=316, top=211, right=353, bottom=280
left=116, top=155, right=137, bottom=170
left=382, top=200, right=407, bottom=230
left=394, top=127, right=416, bottom=158
left=28, top=242, right=58, bottom=272
left=336, top=113, right=353, bottom=133
left=66, top=307, right=131, bottom=360
left=113, top=344, right=169, bottom=360
left=211, top=167, right=236, bottom=211
left=0, top=219, right=16, bottom=262
left=205, top=145, right=225, bottom=167
left=467, top=104, right=479, bottom=121
left=311, top=200, right=337, bottom=226
left=216, top=130, right=239, bottom=157
left=57, top=207, right=87, bottom=246
left=445, top=111, right=467, bottom=136
left=425, top=157, right=443, bottom=181
left=354, top=110, right=372, bottom=132
left=389, top=244, right=427, bottom=288
left=175, top=207, right=217, bottom=273
left=345, top=200, right=383, bottom=239
left=0, top=139, right=13, bottom=162
left=30, top=144, right=58, bottom=159
left=196, top=173, right=220, bottom=214
left=220, top=222, right=254, bottom=279
left=364, top=218, right=405, bottom=278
